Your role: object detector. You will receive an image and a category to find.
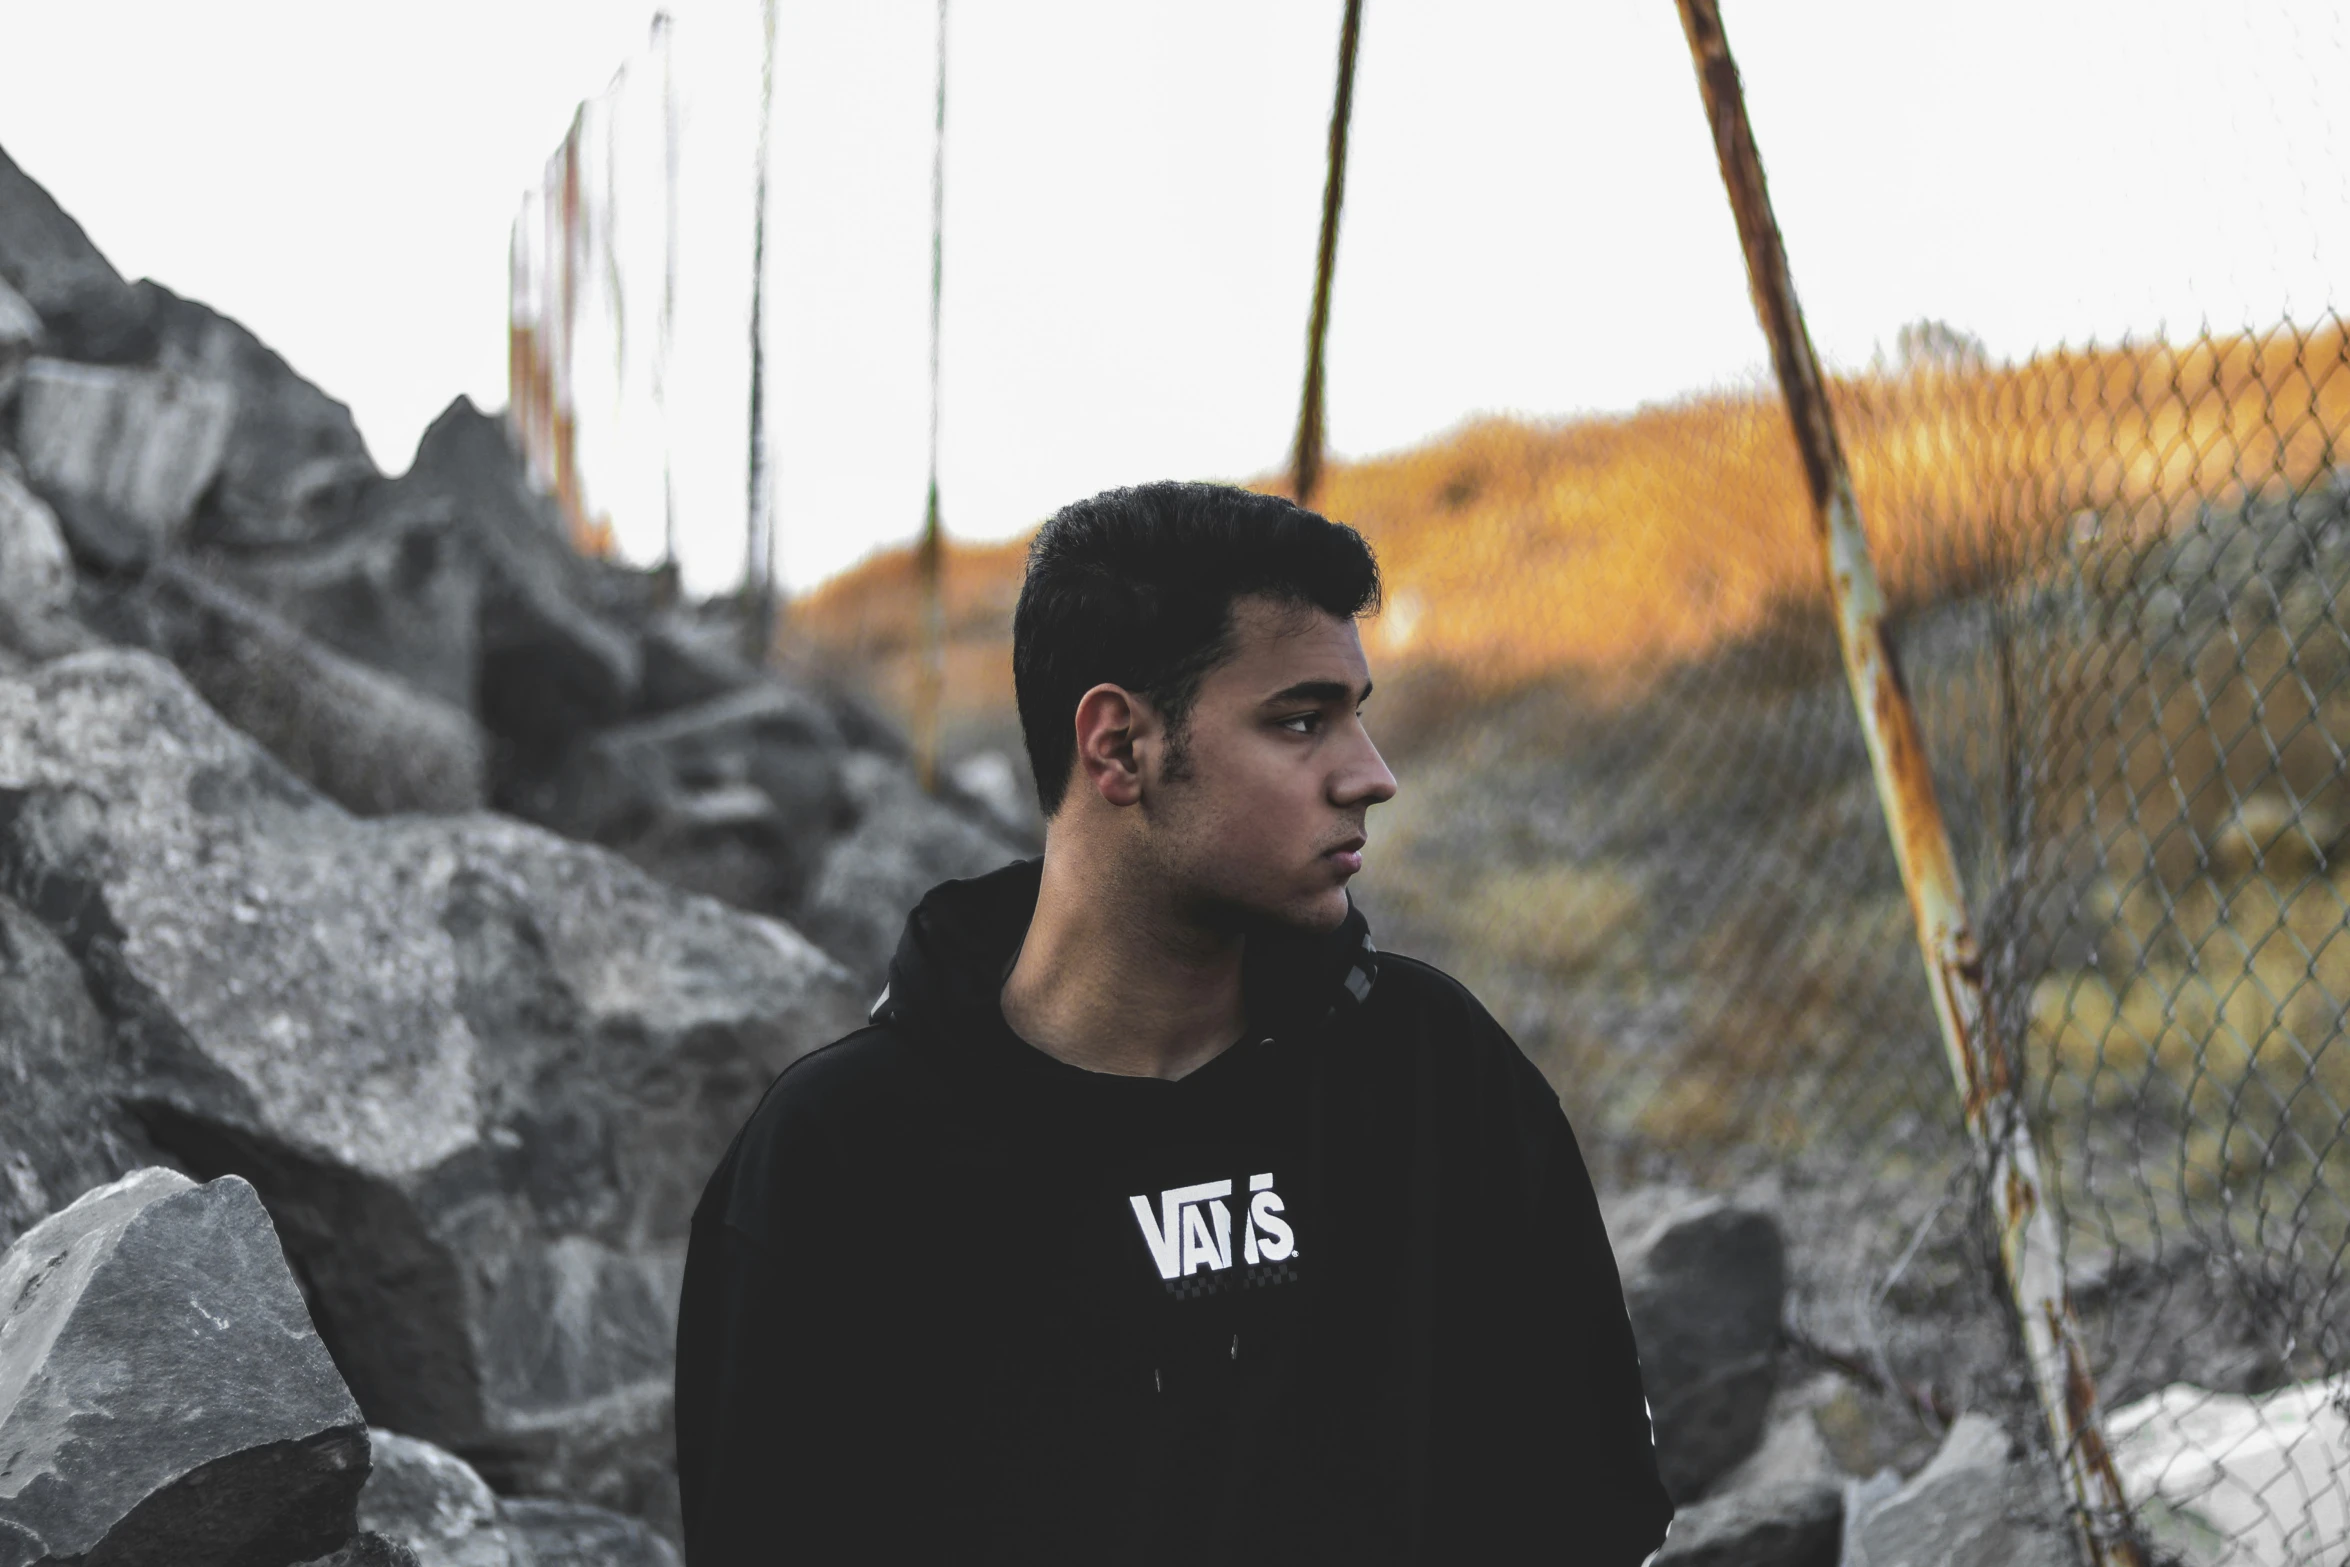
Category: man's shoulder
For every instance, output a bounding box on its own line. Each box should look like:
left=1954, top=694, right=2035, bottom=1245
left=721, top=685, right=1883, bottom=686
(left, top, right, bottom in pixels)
left=698, top=1020, right=959, bottom=1239
left=746, top=1020, right=948, bottom=1138
left=1361, top=949, right=1511, bottom=1049
left=1357, top=949, right=1559, bottom=1098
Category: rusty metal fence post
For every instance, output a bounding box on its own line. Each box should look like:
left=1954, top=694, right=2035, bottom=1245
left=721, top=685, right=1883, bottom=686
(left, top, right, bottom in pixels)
left=1288, top=0, right=1363, bottom=509
left=1669, top=3, right=2144, bottom=1560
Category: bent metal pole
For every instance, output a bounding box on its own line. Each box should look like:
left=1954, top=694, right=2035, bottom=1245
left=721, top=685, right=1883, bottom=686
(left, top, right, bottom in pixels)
left=1669, top=2, right=2145, bottom=1561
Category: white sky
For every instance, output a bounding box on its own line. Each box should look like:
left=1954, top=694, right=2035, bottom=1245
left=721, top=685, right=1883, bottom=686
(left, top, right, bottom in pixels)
left=2, top=1, right=2344, bottom=595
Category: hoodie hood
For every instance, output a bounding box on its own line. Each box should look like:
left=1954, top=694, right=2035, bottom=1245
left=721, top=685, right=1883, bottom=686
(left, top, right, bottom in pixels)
left=870, top=858, right=1379, bottom=1045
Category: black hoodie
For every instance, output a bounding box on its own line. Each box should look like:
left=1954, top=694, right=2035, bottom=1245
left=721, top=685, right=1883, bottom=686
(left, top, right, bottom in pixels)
left=676, top=860, right=1672, bottom=1564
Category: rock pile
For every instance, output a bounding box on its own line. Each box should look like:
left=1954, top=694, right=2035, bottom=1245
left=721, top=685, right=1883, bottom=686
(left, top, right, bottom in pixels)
left=0, top=138, right=1023, bottom=1547
left=0, top=141, right=1026, bottom=986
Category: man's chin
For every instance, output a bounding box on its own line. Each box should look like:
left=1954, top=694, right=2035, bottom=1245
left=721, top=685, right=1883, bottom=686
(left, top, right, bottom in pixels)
left=1255, top=883, right=1353, bottom=937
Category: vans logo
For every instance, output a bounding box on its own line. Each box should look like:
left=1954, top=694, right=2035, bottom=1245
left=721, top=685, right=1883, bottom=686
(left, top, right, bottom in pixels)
left=1128, top=1172, right=1296, bottom=1291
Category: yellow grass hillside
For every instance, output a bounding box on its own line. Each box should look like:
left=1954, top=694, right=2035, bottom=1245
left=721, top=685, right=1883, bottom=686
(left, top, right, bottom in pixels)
left=786, top=324, right=2350, bottom=724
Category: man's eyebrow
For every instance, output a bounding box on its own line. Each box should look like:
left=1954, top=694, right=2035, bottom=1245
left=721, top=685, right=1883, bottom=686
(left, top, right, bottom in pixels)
left=1263, top=678, right=1373, bottom=707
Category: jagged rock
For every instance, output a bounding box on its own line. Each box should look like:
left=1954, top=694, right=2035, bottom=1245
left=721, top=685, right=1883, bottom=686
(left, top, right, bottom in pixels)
left=524, top=684, right=850, bottom=915
left=0, top=145, right=150, bottom=364
left=636, top=615, right=756, bottom=717
left=0, top=894, right=165, bottom=1250
left=384, top=401, right=638, bottom=754
left=1714, top=1372, right=1847, bottom=1496
left=83, top=564, right=485, bottom=814
left=0, top=278, right=35, bottom=405
left=796, top=749, right=1024, bottom=986
left=0, top=1168, right=367, bottom=1567
left=1841, top=1413, right=2073, bottom=1567
left=355, top=1431, right=511, bottom=1567
left=13, top=359, right=235, bottom=571
left=2110, top=1376, right=2350, bottom=1566
left=206, top=497, right=481, bottom=712
left=0, top=651, right=862, bottom=1522
left=500, top=1499, right=679, bottom=1567
left=1618, top=1197, right=1787, bottom=1502
left=1654, top=1479, right=1840, bottom=1567
left=300, top=1534, right=423, bottom=1567
left=350, top=1429, right=682, bottom=1567
left=0, top=459, right=93, bottom=662
left=139, top=283, right=381, bottom=548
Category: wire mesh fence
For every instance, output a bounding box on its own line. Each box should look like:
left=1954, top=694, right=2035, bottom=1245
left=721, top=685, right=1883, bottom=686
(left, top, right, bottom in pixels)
left=1305, top=314, right=2350, bottom=1562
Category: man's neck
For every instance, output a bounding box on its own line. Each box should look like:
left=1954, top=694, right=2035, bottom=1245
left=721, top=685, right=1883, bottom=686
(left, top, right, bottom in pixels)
left=999, top=844, right=1249, bottom=1081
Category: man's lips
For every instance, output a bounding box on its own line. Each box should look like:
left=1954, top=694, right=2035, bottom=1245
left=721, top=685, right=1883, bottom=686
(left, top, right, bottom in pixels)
left=1324, top=836, right=1366, bottom=875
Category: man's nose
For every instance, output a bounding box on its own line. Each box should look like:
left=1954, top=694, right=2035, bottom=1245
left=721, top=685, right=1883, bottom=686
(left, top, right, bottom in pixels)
left=1332, top=727, right=1398, bottom=809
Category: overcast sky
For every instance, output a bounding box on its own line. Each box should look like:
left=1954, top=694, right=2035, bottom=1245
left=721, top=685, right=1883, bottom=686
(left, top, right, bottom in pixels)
left=2, top=1, right=2344, bottom=594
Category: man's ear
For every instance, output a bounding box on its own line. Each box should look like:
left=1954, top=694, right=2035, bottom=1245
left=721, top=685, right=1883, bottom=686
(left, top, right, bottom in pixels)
left=1072, top=684, right=1146, bottom=807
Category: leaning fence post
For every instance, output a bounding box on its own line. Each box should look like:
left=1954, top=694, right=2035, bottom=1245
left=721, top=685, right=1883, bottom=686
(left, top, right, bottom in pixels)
left=1668, top=3, right=2144, bottom=1561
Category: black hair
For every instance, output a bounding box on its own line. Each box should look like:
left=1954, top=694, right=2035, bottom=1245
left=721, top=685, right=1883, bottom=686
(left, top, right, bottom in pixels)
left=1013, top=481, right=1381, bottom=815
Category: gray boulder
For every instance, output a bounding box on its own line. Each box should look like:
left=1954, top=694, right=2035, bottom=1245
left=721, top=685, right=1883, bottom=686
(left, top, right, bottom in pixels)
left=140, top=282, right=380, bottom=548
left=351, top=1429, right=679, bottom=1567
left=13, top=358, right=235, bottom=571
left=0, top=460, right=92, bottom=662
left=0, top=278, right=34, bottom=406
left=525, top=684, right=850, bottom=916
left=0, top=1168, right=367, bottom=1567
left=0, top=650, right=862, bottom=1521
left=1841, top=1413, right=2073, bottom=1567
left=636, top=614, right=758, bottom=717
left=501, top=1499, right=679, bottom=1567
left=1656, top=1480, right=1842, bottom=1567
left=0, top=894, right=166, bottom=1250
left=0, top=144, right=149, bottom=364
left=84, top=563, right=486, bottom=814
left=355, top=1430, right=511, bottom=1567
left=797, top=748, right=1025, bottom=986
left=301, top=1535, right=424, bottom=1567
left=384, top=401, right=638, bottom=754
left=1619, top=1197, right=1787, bottom=1502
left=205, top=495, right=481, bottom=712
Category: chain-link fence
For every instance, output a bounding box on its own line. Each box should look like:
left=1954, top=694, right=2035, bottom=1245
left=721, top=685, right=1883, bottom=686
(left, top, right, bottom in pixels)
left=1301, top=313, right=2350, bottom=1560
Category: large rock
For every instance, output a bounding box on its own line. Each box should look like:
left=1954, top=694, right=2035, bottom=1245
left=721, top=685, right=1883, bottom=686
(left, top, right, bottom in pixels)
left=384, top=401, right=638, bottom=755
left=0, top=460, right=92, bottom=662
left=84, top=563, right=485, bottom=815
left=354, top=1430, right=510, bottom=1567
left=139, top=282, right=381, bottom=548
left=499, top=1499, right=678, bottom=1567
left=0, top=144, right=149, bottom=364
left=523, top=685, right=850, bottom=916
left=353, top=1430, right=678, bottom=1567
left=0, top=1168, right=367, bottom=1567
left=2110, top=1376, right=2350, bottom=1566
left=1841, top=1413, right=2073, bottom=1567
left=1618, top=1197, right=1787, bottom=1502
left=0, top=894, right=165, bottom=1250
left=1654, top=1479, right=1841, bottom=1567
left=0, top=278, right=34, bottom=405
left=796, top=748, right=1025, bottom=987
left=0, top=651, right=862, bottom=1521
left=206, top=496, right=481, bottom=712
left=14, top=358, right=235, bottom=571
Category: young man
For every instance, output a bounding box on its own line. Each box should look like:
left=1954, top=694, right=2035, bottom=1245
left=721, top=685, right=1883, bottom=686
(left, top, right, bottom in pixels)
left=676, top=483, right=1672, bottom=1563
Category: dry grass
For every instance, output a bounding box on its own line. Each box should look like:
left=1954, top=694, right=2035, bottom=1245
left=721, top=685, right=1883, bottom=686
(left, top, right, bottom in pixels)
left=786, top=322, right=2350, bottom=719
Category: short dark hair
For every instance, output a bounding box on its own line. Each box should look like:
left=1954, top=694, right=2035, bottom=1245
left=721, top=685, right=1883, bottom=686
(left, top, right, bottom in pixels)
left=1013, top=481, right=1381, bottom=814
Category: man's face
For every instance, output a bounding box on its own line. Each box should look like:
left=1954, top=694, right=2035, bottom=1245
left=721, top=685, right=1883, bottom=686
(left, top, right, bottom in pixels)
left=1140, top=596, right=1398, bottom=933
